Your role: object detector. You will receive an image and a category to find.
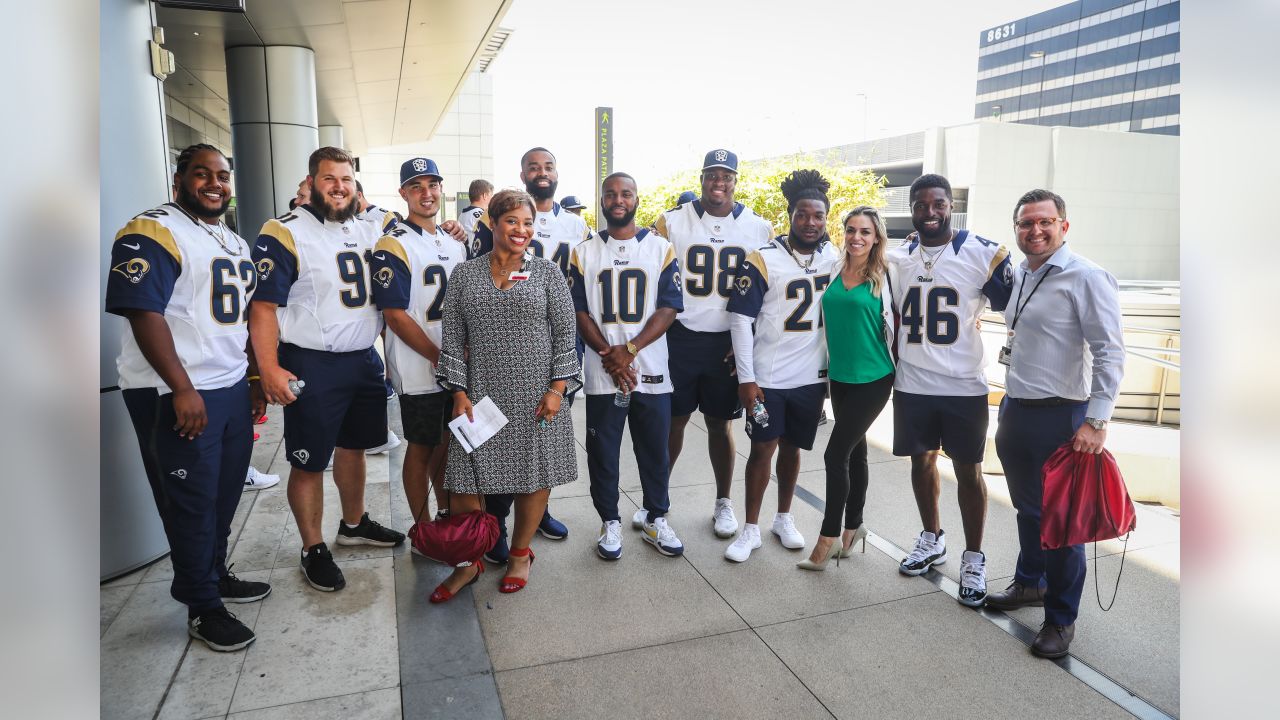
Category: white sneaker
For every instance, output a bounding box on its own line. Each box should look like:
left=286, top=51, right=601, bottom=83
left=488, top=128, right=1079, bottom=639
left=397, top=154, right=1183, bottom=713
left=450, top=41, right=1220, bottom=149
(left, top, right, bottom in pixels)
left=957, top=550, right=988, bottom=607
left=365, top=430, right=401, bottom=455
left=712, top=497, right=738, bottom=538
left=724, top=524, right=762, bottom=562
left=244, top=467, right=280, bottom=490
left=597, top=520, right=623, bottom=560
left=635, top=510, right=684, bottom=557
left=771, top=512, right=805, bottom=549
left=899, top=530, right=947, bottom=576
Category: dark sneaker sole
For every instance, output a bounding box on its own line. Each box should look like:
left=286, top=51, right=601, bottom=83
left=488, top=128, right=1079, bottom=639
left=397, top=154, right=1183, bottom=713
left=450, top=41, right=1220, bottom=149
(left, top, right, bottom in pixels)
left=300, top=566, right=346, bottom=592
left=713, top=527, right=736, bottom=539
left=898, top=553, right=946, bottom=576
left=641, top=534, right=684, bottom=557
left=335, top=535, right=403, bottom=547
left=957, top=591, right=987, bottom=608
left=596, top=546, right=622, bottom=560
left=483, top=553, right=509, bottom=565
left=189, top=627, right=255, bottom=652
left=537, top=527, right=568, bottom=540
left=221, top=587, right=271, bottom=603
left=1030, top=644, right=1071, bottom=659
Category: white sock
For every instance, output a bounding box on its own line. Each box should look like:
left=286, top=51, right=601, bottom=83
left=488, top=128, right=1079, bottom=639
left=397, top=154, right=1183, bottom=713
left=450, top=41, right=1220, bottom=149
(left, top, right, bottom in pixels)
left=343, top=520, right=361, bottom=529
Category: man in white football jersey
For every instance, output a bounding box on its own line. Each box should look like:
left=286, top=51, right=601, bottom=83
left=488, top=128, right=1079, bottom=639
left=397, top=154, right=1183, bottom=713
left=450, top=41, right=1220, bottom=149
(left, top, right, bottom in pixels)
left=474, top=147, right=588, bottom=561
left=570, top=172, right=686, bottom=560
left=458, top=179, right=493, bottom=247
left=370, top=158, right=467, bottom=527
left=107, top=144, right=270, bottom=652
left=725, top=170, right=839, bottom=562
left=559, top=195, right=586, bottom=216
left=887, top=173, right=1013, bottom=607
left=356, top=180, right=401, bottom=235
left=656, top=149, right=773, bottom=540
left=250, top=146, right=406, bottom=595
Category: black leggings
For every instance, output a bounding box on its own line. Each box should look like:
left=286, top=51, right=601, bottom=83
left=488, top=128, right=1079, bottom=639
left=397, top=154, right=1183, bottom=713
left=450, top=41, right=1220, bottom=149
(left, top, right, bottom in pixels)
left=820, top=373, right=894, bottom=537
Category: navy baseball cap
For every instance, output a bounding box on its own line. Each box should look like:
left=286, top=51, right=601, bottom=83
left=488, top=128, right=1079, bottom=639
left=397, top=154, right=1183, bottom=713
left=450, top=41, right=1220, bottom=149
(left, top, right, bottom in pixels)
left=702, top=149, right=738, bottom=172
left=560, top=195, right=586, bottom=209
left=677, top=191, right=698, bottom=204
left=400, top=157, right=442, bottom=186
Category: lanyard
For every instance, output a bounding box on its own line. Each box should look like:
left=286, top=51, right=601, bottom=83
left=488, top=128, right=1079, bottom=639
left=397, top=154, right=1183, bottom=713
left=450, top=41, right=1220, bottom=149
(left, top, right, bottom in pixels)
left=1009, top=269, right=1051, bottom=333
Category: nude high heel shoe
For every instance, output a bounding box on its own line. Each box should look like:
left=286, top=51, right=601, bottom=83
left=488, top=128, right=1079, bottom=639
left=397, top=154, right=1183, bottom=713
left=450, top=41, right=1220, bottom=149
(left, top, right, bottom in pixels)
left=838, top=525, right=868, bottom=558
left=796, top=536, right=843, bottom=571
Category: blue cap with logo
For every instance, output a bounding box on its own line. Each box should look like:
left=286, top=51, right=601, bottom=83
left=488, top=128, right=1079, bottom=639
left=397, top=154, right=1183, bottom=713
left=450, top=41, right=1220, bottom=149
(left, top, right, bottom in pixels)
left=677, top=190, right=698, bottom=204
left=702, top=148, right=738, bottom=172
left=400, top=157, right=443, bottom=186
left=560, top=195, right=586, bottom=209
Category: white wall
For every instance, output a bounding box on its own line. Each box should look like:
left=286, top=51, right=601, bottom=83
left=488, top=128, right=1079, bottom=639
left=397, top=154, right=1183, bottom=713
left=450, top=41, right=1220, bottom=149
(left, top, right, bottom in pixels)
left=359, top=72, right=495, bottom=220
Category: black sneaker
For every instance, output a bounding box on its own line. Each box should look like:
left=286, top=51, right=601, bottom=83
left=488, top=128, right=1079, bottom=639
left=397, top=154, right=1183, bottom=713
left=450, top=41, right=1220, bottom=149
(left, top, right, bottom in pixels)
left=301, top=542, right=346, bottom=592
left=336, top=512, right=406, bottom=547
left=484, top=524, right=510, bottom=565
left=188, top=607, right=255, bottom=652
left=218, top=564, right=271, bottom=603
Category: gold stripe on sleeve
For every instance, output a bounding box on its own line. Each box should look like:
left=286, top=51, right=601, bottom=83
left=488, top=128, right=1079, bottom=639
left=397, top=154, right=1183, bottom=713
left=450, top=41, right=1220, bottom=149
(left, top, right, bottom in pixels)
left=116, top=218, right=181, bottom=264
left=375, top=236, right=409, bottom=266
left=259, top=219, right=299, bottom=260
left=987, top=246, right=1010, bottom=280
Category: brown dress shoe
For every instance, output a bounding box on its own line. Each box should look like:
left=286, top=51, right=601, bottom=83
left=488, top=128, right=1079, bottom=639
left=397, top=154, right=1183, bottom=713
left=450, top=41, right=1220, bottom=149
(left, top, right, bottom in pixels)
left=1031, top=623, right=1075, bottom=658
left=985, top=581, right=1045, bottom=610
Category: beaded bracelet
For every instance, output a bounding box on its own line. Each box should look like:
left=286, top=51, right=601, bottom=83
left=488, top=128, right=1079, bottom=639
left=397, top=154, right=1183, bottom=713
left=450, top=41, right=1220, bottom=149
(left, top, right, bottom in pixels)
left=546, top=388, right=565, bottom=400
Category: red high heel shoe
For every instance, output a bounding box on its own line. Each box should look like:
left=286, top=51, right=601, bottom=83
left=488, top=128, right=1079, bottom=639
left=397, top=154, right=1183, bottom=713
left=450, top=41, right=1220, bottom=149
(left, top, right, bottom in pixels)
left=429, top=560, right=483, bottom=604
left=499, top=547, right=535, bottom=593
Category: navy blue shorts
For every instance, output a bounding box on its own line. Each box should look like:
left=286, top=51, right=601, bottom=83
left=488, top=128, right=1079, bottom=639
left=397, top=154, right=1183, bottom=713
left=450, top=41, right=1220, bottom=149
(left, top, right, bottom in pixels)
left=891, top=389, right=988, bottom=463
left=279, top=343, right=388, bottom=471
left=744, top=382, right=827, bottom=450
left=668, top=321, right=743, bottom=420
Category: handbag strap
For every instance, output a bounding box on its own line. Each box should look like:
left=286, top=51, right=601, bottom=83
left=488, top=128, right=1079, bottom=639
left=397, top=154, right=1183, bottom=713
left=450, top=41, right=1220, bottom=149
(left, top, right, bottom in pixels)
left=1094, top=454, right=1129, bottom=611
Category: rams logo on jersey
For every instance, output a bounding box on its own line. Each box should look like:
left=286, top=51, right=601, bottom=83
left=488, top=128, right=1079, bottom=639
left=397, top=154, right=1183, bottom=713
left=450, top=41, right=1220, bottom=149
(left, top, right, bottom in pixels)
left=736, top=274, right=752, bottom=295
left=672, top=271, right=683, bottom=293
left=1002, top=262, right=1013, bottom=285
left=111, top=258, right=150, bottom=284
left=256, top=258, right=275, bottom=281
left=373, top=267, right=395, bottom=289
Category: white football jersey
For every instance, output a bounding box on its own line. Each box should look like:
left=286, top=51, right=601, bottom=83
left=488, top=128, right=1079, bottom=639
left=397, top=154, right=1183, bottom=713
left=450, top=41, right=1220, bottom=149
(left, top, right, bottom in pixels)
left=568, top=229, right=684, bottom=395
left=656, top=200, right=773, bottom=332
left=369, top=220, right=466, bottom=395
left=458, top=205, right=485, bottom=248
left=251, top=205, right=384, bottom=352
left=358, top=203, right=400, bottom=235
left=106, top=203, right=255, bottom=392
left=886, top=230, right=1013, bottom=396
left=727, top=238, right=839, bottom=389
left=475, top=202, right=592, bottom=280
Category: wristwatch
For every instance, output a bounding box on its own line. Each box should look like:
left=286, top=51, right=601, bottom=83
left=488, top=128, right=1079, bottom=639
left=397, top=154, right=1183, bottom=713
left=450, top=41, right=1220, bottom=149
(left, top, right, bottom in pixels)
left=1084, top=417, right=1107, bottom=430
left=625, top=340, right=638, bottom=356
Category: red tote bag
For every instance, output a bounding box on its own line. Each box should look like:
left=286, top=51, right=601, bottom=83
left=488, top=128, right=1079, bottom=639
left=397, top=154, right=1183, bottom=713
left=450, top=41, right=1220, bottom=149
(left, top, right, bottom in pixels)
left=1040, top=444, right=1137, bottom=550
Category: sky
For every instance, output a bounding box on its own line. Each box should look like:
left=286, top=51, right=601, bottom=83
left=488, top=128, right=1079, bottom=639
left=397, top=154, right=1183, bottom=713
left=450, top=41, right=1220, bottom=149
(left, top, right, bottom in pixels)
left=487, top=0, right=1068, bottom=201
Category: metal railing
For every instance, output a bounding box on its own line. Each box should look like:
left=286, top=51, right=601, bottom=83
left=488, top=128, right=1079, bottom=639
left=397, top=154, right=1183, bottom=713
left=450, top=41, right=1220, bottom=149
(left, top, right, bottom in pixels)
left=980, top=312, right=1180, bottom=426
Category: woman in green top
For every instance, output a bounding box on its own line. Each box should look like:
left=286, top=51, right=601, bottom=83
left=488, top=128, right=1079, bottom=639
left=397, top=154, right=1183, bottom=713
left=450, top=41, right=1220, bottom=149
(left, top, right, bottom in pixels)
left=798, top=206, right=896, bottom=570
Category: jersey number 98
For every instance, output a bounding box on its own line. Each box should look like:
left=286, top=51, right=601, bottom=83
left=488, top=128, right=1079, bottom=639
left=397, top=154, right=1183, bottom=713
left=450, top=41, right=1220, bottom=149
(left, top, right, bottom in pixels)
left=685, top=245, right=746, bottom=298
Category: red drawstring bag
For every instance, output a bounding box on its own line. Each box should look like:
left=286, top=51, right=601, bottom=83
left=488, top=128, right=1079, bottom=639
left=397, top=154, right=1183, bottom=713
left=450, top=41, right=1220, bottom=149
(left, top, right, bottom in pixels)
left=1040, top=444, right=1137, bottom=550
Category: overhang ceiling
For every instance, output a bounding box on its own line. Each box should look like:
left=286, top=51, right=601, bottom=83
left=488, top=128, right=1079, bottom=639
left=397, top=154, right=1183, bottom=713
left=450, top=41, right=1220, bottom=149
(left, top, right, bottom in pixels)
left=156, top=0, right=512, bottom=154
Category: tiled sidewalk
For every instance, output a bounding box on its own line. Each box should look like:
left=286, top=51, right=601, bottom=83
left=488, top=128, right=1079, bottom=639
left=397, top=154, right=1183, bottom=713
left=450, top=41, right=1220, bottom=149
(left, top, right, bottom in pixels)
left=101, top=399, right=1180, bottom=719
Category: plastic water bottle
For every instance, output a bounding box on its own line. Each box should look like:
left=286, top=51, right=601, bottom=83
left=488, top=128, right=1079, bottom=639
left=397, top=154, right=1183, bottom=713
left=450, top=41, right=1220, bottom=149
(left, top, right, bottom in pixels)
left=613, top=385, right=631, bottom=408
left=751, top=398, right=769, bottom=427
left=288, top=379, right=306, bottom=397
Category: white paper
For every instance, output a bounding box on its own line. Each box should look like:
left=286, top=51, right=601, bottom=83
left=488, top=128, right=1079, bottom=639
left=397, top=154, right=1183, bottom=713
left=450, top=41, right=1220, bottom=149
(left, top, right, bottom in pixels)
left=447, top=396, right=508, bottom=453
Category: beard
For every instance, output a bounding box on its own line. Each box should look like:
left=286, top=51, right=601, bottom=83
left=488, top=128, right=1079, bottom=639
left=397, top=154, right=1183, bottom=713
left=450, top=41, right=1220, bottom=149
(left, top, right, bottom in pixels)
left=913, top=215, right=951, bottom=242
left=525, top=177, right=558, bottom=202
left=177, top=184, right=229, bottom=220
left=604, top=206, right=636, bottom=229
left=310, top=185, right=358, bottom=223
left=790, top=231, right=826, bottom=251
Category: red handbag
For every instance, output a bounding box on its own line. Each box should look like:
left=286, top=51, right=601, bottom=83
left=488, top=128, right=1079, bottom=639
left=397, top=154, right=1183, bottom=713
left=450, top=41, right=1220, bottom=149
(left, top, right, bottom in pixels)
left=1040, top=444, right=1137, bottom=550
left=409, top=506, right=499, bottom=567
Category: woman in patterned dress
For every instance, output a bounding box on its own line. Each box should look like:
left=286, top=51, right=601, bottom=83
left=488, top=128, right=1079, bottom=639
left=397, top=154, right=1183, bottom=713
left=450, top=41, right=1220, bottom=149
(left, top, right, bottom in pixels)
left=430, top=189, right=581, bottom=601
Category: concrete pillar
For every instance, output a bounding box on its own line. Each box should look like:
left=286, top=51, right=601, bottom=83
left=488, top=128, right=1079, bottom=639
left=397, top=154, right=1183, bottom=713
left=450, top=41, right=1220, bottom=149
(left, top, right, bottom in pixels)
left=225, top=45, right=319, bottom=237
left=99, top=0, right=172, bottom=579
left=319, top=124, right=344, bottom=149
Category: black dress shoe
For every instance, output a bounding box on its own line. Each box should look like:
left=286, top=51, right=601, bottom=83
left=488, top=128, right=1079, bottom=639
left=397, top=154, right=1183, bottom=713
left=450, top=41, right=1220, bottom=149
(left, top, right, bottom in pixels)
left=986, top=581, right=1046, bottom=610
left=1031, top=622, right=1075, bottom=658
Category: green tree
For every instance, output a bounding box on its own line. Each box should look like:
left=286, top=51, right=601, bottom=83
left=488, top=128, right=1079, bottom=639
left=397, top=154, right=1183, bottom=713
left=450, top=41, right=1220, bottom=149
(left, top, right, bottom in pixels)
left=634, top=153, right=887, bottom=242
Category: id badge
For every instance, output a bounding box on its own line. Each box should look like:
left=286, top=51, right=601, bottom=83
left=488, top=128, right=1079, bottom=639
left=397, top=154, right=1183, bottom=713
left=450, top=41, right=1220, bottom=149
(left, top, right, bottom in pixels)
left=998, top=345, right=1012, bottom=366
left=508, top=271, right=530, bottom=281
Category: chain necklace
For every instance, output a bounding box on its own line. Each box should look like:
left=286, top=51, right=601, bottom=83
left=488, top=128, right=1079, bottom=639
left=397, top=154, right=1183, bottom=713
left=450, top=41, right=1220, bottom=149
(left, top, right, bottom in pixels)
left=919, top=243, right=946, bottom=271
left=200, top=219, right=243, bottom=257
left=782, top=235, right=817, bottom=270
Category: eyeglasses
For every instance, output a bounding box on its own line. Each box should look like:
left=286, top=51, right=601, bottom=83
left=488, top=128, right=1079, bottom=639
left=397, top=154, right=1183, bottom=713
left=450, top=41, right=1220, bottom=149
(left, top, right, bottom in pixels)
left=1014, top=217, right=1064, bottom=231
